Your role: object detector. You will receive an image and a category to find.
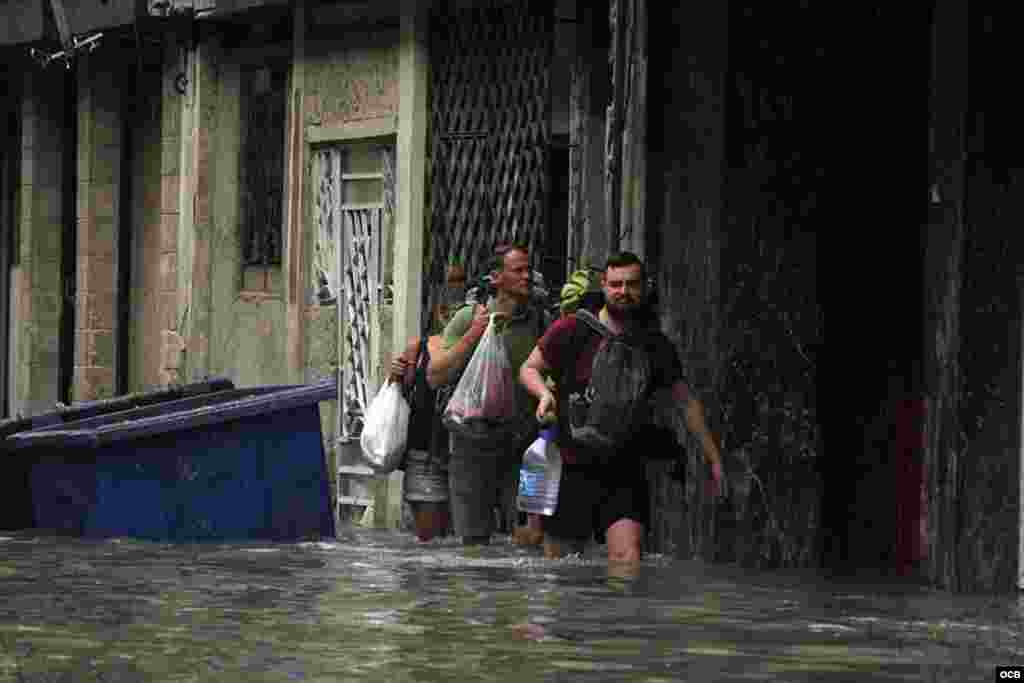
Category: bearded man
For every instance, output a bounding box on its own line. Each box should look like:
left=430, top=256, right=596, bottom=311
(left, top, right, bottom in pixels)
left=519, top=251, right=723, bottom=562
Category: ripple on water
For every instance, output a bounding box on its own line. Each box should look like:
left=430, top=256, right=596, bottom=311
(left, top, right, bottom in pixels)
left=0, top=531, right=1018, bottom=682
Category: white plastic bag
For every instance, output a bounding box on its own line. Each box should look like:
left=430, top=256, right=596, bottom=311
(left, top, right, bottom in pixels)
left=360, top=380, right=410, bottom=474
left=442, top=315, right=518, bottom=441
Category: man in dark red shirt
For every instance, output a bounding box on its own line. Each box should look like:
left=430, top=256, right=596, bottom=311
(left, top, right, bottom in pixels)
left=519, top=252, right=723, bottom=562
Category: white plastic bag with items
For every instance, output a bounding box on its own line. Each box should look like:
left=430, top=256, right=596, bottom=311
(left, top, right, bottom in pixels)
left=442, top=315, right=519, bottom=441
left=360, top=380, right=410, bottom=474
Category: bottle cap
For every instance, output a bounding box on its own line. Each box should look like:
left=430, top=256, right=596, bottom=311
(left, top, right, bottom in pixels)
left=540, top=427, right=556, bottom=441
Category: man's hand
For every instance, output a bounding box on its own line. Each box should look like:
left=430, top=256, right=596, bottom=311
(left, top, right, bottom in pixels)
left=427, top=307, right=501, bottom=389
left=705, top=460, right=723, bottom=499
left=520, top=345, right=553, bottom=417
left=389, top=355, right=409, bottom=382
left=466, top=305, right=491, bottom=344
left=390, top=338, right=420, bottom=383
left=677, top=385, right=724, bottom=500
left=536, top=390, right=557, bottom=424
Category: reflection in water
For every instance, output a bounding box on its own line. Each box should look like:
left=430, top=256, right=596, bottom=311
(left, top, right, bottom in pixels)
left=0, top=529, right=1021, bottom=681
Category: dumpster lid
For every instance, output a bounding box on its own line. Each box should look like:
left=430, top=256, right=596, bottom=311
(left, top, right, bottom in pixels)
left=6, top=378, right=337, bottom=452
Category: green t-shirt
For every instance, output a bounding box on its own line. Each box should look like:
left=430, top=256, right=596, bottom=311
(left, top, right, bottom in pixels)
left=441, top=301, right=541, bottom=420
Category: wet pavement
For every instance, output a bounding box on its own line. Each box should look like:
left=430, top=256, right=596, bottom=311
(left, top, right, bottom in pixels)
left=0, top=528, right=1022, bottom=682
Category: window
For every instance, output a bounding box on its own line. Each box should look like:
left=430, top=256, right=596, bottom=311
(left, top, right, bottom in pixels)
left=240, top=63, right=288, bottom=268
left=313, top=142, right=394, bottom=305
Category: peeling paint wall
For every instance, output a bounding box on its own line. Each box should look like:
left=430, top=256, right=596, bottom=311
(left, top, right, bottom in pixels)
left=162, top=18, right=401, bottom=411
left=303, top=25, right=400, bottom=398
left=200, top=39, right=292, bottom=389
left=304, top=26, right=399, bottom=129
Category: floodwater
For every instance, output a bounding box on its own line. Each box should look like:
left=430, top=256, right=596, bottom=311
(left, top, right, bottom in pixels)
left=1, top=529, right=1022, bottom=682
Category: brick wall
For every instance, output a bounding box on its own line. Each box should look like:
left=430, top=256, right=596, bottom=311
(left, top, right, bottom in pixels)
left=158, top=39, right=186, bottom=388
left=73, top=55, right=120, bottom=402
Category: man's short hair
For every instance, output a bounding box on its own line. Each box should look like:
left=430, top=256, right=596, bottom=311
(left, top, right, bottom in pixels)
left=605, top=251, right=645, bottom=278
left=489, top=242, right=530, bottom=273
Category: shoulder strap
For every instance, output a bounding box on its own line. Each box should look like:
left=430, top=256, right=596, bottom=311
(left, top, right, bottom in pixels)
left=573, top=309, right=611, bottom=338
left=407, top=337, right=430, bottom=399
left=554, top=314, right=600, bottom=449
left=416, top=337, right=429, bottom=369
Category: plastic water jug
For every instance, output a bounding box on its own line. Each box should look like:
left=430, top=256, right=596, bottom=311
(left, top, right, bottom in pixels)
left=516, top=428, right=561, bottom=516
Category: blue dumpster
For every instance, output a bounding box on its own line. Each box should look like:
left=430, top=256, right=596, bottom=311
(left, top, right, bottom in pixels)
left=0, top=377, right=236, bottom=531
left=4, top=379, right=337, bottom=542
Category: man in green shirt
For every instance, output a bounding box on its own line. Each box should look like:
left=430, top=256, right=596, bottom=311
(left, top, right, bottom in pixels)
left=428, top=244, right=544, bottom=545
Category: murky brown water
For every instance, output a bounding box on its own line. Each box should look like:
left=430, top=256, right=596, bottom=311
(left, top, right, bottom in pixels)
left=1, top=528, right=1021, bottom=682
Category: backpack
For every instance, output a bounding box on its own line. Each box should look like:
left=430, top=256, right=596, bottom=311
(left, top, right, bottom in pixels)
left=563, top=309, right=654, bottom=453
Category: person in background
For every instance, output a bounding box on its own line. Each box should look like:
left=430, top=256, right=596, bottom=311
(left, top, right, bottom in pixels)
left=519, top=252, right=723, bottom=563
left=388, top=265, right=468, bottom=542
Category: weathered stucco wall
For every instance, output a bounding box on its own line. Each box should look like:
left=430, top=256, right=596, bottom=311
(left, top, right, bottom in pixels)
left=955, top=178, right=1022, bottom=591
left=646, top=0, right=821, bottom=568
left=303, top=26, right=401, bottom=432
left=304, top=26, right=399, bottom=129
left=300, top=21, right=401, bottom=520
left=187, top=24, right=399, bottom=393
left=645, top=0, right=727, bottom=561
left=202, top=40, right=292, bottom=389
left=715, top=2, right=822, bottom=570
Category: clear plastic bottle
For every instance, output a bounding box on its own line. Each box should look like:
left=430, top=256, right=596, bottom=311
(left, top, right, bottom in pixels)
left=516, top=428, right=562, bottom=516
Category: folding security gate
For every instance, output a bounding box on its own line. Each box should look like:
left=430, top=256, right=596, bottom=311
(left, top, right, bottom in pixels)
left=425, top=0, right=554, bottom=309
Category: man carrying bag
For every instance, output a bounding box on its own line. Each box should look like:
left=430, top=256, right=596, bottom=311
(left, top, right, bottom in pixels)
left=428, top=244, right=545, bottom=546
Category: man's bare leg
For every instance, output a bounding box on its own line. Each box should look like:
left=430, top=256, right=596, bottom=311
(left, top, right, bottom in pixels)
left=606, top=518, right=643, bottom=562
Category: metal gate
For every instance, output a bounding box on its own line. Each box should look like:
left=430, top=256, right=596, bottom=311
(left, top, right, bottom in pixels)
left=425, top=0, right=553, bottom=313
left=313, top=145, right=389, bottom=443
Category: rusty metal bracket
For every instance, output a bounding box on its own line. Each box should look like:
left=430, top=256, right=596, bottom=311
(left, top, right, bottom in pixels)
left=29, top=31, right=102, bottom=69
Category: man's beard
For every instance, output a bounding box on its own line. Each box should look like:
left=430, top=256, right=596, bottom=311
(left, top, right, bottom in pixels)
left=605, top=299, right=644, bottom=321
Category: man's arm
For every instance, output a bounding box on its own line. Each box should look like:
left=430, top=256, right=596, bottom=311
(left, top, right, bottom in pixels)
left=426, top=305, right=490, bottom=389
left=520, top=346, right=555, bottom=421
left=389, top=337, right=421, bottom=384
left=673, top=381, right=724, bottom=494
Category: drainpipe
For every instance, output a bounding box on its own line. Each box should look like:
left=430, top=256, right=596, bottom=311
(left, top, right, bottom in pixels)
left=58, top=64, right=78, bottom=406
left=116, top=65, right=133, bottom=396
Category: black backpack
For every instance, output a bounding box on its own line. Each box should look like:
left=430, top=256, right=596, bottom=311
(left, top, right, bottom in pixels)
left=559, top=309, right=686, bottom=469
left=563, top=310, right=654, bottom=452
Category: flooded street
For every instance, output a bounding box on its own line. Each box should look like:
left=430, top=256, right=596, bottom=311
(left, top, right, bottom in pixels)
left=1, top=529, right=1022, bottom=682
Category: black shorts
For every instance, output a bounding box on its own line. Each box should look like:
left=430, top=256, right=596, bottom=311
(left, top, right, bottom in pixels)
left=542, top=459, right=650, bottom=543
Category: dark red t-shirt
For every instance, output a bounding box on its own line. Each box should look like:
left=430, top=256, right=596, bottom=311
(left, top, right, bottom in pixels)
left=538, top=314, right=687, bottom=464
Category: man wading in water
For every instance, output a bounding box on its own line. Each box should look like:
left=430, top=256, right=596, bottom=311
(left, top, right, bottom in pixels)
left=428, top=244, right=544, bottom=545
left=519, top=252, right=724, bottom=563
